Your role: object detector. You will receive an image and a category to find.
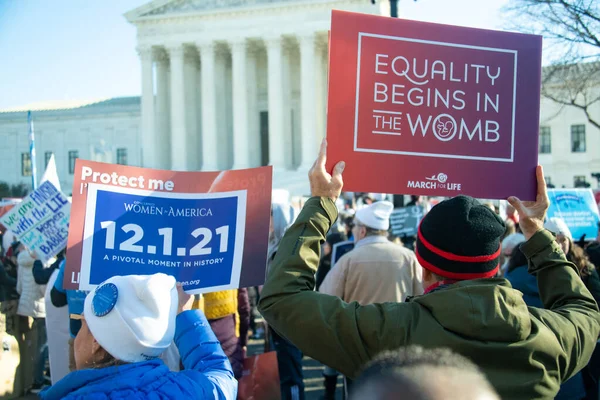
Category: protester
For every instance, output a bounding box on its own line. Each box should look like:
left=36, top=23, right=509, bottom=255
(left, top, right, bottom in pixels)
left=499, top=233, right=525, bottom=275
left=16, top=248, right=49, bottom=393
left=0, top=250, right=17, bottom=303
left=502, top=218, right=516, bottom=241
left=320, top=201, right=422, bottom=306
left=505, top=246, right=587, bottom=399
left=351, top=346, right=499, bottom=400
left=267, top=201, right=305, bottom=400
left=44, top=268, right=70, bottom=384
left=314, top=230, right=348, bottom=399
left=315, top=232, right=348, bottom=291
left=202, top=288, right=250, bottom=379
left=33, top=249, right=65, bottom=285
left=545, top=217, right=600, bottom=305
left=248, top=286, right=264, bottom=340
left=258, top=141, right=600, bottom=399
left=51, top=259, right=88, bottom=371
left=40, top=273, right=237, bottom=399
left=586, top=242, right=600, bottom=270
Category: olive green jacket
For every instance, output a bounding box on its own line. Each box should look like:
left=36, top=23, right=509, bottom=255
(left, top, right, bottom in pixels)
left=258, top=197, right=600, bottom=400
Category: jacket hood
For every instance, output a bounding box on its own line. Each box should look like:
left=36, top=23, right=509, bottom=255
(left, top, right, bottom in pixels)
left=17, top=251, right=35, bottom=268
left=412, top=278, right=531, bottom=342
left=41, top=359, right=168, bottom=399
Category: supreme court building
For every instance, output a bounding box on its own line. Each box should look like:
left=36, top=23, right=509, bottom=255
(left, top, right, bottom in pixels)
left=128, top=0, right=385, bottom=187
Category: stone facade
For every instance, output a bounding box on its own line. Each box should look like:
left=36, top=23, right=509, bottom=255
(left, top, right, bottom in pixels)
left=0, top=98, right=141, bottom=194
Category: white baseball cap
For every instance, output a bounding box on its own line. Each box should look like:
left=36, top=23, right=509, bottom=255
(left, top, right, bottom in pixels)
left=83, top=273, right=178, bottom=363
left=355, top=201, right=394, bottom=231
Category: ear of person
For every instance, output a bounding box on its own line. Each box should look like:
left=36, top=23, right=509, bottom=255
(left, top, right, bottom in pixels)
left=308, top=139, right=345, bottom=202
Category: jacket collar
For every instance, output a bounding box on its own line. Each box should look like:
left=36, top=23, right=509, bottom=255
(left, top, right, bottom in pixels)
left=41, top=359, right=167, bottom=399
left=355, top=235, right=389, bottom=249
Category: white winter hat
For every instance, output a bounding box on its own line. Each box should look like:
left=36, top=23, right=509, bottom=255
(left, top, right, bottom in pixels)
left=544, top=217, right=573, bottom=240
left=83, top=273, right=178, bottom=363
left=501, top=233, right=526, bottom=256
left=355, top=201, right=394, bottom=230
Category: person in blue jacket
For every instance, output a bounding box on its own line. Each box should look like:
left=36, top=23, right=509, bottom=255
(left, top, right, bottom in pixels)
left=40, top=273, right=237, bottom=400
left=505, top=245, right=586, bottom=400
left=49, top=258, right=88, bottom=371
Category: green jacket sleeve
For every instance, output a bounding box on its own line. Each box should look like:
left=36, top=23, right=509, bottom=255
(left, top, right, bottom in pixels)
left=258, top=197, right=412, bottom=378
left=521, top=230, right=600, bottom=381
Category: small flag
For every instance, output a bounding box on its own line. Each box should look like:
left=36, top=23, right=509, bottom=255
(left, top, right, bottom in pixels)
left=28, top=111, right=38, bottom=190
left=40, top=154, right=61, bottom=192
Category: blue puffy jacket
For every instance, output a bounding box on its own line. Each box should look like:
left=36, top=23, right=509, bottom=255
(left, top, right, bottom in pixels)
left=40, top=310, right=237, bottom=400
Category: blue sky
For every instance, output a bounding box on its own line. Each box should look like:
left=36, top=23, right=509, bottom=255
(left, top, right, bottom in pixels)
left=0, top=0, right=509, bottom=110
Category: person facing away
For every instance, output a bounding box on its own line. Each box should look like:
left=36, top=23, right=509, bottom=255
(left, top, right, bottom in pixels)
left=504, top=245, right=587, bottom=400
left=267, top=201, right=306, bottom=400
left=319, top=200, right=423, bottom=305
left=350, top=346, right=499, bottom=400
left=258, top=140, right=600, bottom=400
left=197, top=288, right=250, bottom=379
left=50, top=258, right=88, bottom=371
left=40, top=273, right=237, bottom=400
left=544, top=217, right=600, bottom=305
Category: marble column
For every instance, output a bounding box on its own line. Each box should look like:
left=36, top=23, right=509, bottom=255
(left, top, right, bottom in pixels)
left=155, top=50, right=171, bottom=169
left=266, top=36, right=285, bottom=168
left=315, top=39, right=328, bottom=147
left=299, top=33, right=317, bottom=169
left=231, top=38, right=250, bottom=169
left=184, top=48, right=199, bottom=170
left=198, top=41, right=218, bottom=171
left=166, top=44, right=188, bottom=171
left=138, top=46, right=155, bottom=168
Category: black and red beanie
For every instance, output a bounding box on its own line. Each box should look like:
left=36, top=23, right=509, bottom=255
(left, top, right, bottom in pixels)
left=416, top=195, right=506, bottom=280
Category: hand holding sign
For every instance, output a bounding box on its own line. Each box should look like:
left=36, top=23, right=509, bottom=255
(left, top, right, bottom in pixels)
left=508, top=166, right=549, bottom=240
left=309, top=139, right=345, bottom=202
left=176, top=284, right=194, bottom=314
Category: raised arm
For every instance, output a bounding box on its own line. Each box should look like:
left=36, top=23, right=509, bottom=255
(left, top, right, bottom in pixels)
left=509, top=167, right=600, bottom=380
left=259, top=140, right=414, bottom=378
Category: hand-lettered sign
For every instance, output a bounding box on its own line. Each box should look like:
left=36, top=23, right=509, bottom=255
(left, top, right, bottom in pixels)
left=0, top=181, right=70, bottom=262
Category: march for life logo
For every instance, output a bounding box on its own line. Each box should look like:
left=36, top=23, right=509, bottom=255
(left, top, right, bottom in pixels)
left=65, top=160, right=273, bottom=294
left=326, top=11, right=542, bottom=200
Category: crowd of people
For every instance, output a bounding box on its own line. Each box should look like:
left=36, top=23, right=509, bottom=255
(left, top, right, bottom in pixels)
left=0, top=142, right=600, bottom=399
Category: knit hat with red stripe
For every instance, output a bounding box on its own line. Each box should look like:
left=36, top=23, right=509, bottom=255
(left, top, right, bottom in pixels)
left=416, top=195, right=505, bottom=280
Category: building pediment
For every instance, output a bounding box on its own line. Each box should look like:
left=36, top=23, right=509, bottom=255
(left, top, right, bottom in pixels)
left=126, top=0, right=320, bottom=21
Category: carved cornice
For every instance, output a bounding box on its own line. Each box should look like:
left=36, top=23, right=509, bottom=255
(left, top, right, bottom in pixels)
left=130, top=0, right=370, bottom=27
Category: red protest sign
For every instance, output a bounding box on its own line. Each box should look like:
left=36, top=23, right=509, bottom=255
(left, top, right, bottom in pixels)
left=326, top=11, right=542, bottom=200
left=64, top=160, right=272, bottom=291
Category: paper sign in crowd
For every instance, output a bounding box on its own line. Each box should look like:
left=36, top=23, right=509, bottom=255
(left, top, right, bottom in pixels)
left=547, top=189, right=600, bottom=241
left=390, top=205, right=426, bottom=237
left=326, top=10, right=543, bottom=200
left=0, top=181, right=70, bottom=263
left=64, top=160, right=272, bottom=294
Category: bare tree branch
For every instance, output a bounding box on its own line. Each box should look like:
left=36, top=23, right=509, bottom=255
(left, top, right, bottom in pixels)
left=504, top=0, right=600, bottom=128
